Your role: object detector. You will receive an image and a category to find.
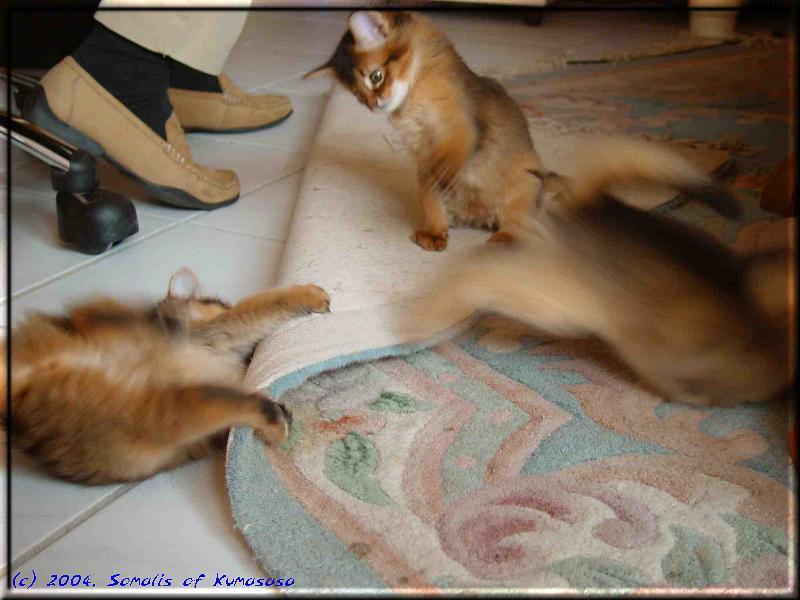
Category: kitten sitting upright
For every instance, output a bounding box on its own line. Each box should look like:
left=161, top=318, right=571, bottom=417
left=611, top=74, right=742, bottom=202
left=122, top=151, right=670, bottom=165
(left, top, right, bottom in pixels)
left=308, top=11, right=542, bottom=251
left=1, top=270, right=330, bottom=485
left=417, top=139, right=793, bottom=407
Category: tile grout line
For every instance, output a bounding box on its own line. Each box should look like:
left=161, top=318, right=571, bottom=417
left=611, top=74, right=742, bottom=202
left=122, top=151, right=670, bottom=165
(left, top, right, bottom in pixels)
left=190, top=136, right=313, bottom=154
left=4, top=483, right=138, bottom=576
left=239, top=165, right=306, bottom=196
left=5, top=218, right=183, bottom=302
left=187, top=221, right=287, bottom=243
left=188, top=166, right=307, bottom=241
left=247, top=69, right=326, bottom=93
left=249, top=85, right=333, bottom=100
left=191, top=132, right=315, bottom=153
left=5, top=164, right=307, bottom=303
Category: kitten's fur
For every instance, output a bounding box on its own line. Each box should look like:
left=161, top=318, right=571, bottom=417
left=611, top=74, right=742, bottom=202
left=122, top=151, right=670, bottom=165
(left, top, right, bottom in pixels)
left=308, top=11, right=542, bottom=251
left=418, top=139, right=793, bottom=407
left=1, top=270, right=330, bottom=485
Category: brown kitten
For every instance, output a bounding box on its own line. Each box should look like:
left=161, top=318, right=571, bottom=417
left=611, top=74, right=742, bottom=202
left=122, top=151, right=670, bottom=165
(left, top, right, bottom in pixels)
left=308, top=11, right=542, bottom=251
left=1, top=269, right=330, bottom=485
left=418, top=139, right=793, bottom=407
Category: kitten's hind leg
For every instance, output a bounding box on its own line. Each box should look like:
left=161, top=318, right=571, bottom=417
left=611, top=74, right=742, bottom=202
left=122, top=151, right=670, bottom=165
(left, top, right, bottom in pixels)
left=493, top=187, right=534, bottom=243
left=491, top=157, right=542, bottom=243
left=191, top=285, right=330, bottom=351
left=174, top=385, right=292, bottom=445
left=150, top=385, right=293, bottom=474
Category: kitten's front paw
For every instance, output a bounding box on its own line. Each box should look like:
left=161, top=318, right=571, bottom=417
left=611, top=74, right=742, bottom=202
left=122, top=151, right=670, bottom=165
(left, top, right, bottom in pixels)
left=414, top=230, right=448, bottom=251
left=255, top=397, right=293, bottom=445
left=299, top=285, right=331, bottom=313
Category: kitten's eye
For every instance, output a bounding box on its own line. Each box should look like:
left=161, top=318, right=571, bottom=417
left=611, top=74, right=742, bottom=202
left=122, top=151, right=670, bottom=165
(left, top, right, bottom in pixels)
left=369, top=68, right=384, bottom=86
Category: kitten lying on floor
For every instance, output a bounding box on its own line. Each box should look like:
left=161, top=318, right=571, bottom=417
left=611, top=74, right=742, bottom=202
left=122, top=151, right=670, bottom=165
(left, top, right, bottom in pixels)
left=418, top=139, right=793, bottom=407
left=1, top=270, right=330, bottom=485
left=308, top=11, right=542, bottom=251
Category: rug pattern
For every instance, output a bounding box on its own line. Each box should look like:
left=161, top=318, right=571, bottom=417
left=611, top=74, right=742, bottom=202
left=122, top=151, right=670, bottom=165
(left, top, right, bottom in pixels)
left=227, top=42, right=794, bottom=592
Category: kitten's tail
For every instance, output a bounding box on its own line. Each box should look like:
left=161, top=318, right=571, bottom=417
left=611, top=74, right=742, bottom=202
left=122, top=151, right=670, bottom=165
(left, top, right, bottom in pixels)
left=536, top=138, right=740, bottom=218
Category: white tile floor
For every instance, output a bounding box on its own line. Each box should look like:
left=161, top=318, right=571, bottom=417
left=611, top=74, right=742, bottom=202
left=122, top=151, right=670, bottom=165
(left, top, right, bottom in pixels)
left=2, top=8, right=769, bottom=589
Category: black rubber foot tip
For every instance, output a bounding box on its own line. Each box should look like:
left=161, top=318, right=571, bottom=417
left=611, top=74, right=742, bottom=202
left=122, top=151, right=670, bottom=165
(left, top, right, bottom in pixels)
left=57, top=189, right=139, bottom=255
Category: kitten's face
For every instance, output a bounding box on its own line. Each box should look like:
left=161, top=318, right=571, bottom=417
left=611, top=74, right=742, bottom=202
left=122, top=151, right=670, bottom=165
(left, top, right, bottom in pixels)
left=157, top=269, right=230, bottom=327
left=308, top=12, right=415, bottom=114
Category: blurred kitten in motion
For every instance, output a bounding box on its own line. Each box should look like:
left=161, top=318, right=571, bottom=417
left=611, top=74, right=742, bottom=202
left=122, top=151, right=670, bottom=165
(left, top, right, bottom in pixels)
left=1, top=270, right=331, bottom=485
left=419, top=139, right=793, bottom=407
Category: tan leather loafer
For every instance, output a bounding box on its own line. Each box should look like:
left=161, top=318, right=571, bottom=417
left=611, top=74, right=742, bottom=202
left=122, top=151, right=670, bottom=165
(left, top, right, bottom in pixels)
left=24, top=57, right=240, bottom=209
left=168, top=74, right=293, bottom=133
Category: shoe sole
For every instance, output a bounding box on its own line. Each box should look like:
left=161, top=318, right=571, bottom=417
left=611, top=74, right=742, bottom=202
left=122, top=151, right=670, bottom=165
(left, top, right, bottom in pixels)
left=181, top=109, right=293, bottom=134
left=23, top=86, right=239, bottom=211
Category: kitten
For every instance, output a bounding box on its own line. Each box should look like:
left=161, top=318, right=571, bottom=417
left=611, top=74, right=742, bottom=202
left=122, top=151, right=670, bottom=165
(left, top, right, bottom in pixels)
left=1, top=270, right=330, bottom=485
left=418, top=139, right=793, bottom=407
left=308, top=11, right=542, bottom=251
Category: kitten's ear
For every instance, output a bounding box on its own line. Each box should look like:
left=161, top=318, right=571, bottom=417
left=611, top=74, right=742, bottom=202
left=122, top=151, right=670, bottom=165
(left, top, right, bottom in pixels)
left=305, top=29, right=354, bottom=80
left=303, top=62, right=333, bottom=80
left=349, top=11, right=392, bottom=50
left=168, top=268, right=200, bottom=300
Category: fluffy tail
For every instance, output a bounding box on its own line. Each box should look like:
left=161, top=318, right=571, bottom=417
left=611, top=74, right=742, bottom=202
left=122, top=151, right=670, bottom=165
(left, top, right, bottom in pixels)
left=544, top=138, right=740, bottom=218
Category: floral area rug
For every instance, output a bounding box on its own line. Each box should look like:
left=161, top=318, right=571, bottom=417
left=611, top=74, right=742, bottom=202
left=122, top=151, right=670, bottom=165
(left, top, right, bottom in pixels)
left=226, top=41, right=795, bottom=593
